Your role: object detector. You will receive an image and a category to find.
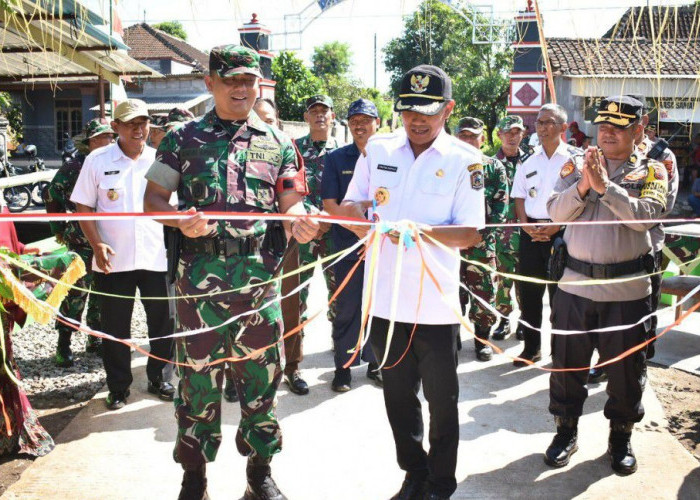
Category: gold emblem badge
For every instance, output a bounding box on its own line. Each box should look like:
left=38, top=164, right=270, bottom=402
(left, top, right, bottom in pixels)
left=410, top=74, right=430, bottom=94
left=607, top=102, right=619, bottom=113
left=107, top=189, right=119, bottom=201
left=374, top=187, right=390, bottom=206
left=435, top=169, right=444, bottom=178
left=529, top=187, right=538, bottom=198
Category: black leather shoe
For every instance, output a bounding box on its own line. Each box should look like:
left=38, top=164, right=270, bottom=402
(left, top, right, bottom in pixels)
left=284, top=371, right=309, bottom=395
left=544, top=416, right=579, bottom=467
left=608, top=421, right=637, bottom=474
left=515, top=324, right=525, bottom=341
left=85, top=335, right=102, bottom=355
left=474, top=326, right=493, bottom=361
left=105, top=390, right=130, bottom=411
left=148, top=378, right=175, bottom=401
left=224, top=377, right=239, bottom=403
left=332, top=368, right=351, bottom=393
left=587, top=367, right=608, bottom=384
left=513, top=350, right=542, bottom=367
left=390, top=476, right=426, bottom=500
left=244, top=456, right=287, bottom=500
left=179, top=464, right=210, bottom=500
left=423, top=493, right=450, bottom=500
left=55, top=340, right=74, bottom=368
left=366, top=363, right=383, bottom=387
left=491, top=318, right=510, bottom=340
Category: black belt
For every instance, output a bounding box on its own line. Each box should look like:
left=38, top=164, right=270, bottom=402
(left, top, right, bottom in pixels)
left=566, top=254, right=655, bottom=279
left=527, top=217, right=552, bottom=223
left=180, top=236, right=260, bottom=257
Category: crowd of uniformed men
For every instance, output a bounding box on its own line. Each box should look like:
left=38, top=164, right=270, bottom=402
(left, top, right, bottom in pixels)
left=41, top=43, right=678, bottom=500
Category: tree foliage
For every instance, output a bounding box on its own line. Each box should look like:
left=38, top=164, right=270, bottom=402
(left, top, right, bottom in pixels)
left=272, top=51, right=323, bottom=121
left=383, top=0, right=512, bottom=145
left=311, top=41, right=352, bottom=77
left=154, top=21, right=187, bottom=41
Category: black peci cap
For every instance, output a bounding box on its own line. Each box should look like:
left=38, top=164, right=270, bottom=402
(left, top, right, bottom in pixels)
left=394, top=64, right=452, bottom=116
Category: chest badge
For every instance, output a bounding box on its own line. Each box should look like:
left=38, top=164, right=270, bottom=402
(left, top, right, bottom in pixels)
left=528, top=187, right=538, bottom=198
left=435, top=169, right=444, bottom=178
left=374, top=187, right=390, bottom=206
left=107, top=189, right=119, bottom=201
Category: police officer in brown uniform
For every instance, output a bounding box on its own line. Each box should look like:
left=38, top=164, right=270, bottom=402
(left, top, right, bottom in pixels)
left=544, top=96, right=668, bottom=475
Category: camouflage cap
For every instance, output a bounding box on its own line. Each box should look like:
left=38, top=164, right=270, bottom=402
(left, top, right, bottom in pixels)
left=209, top=45, right=262, bottom=78
left=167, top=107, right=195, bottom=124
left=497, top=115, right=526, bottom=132
left=149, top=113, right=169, bottom=130
left=81, top=118, right=114, bottom=144
left=456, top=117, right=484, bottom=134
left=305, top=94, right=334, bottom=111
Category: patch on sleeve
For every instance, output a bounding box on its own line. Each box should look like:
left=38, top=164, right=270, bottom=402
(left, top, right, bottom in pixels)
left=640, top=163, right=668, bottom=207
left=470, top=170, right=484, bottom=190
left=662, top=158, right=675, bottom=178
left=560, top=161, right=575, bottom=178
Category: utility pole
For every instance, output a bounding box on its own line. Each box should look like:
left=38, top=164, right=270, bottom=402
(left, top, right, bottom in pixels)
left=373, top=33, right=377, bottom=89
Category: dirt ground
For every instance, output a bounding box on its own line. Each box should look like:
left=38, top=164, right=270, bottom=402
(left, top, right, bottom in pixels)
left=1, top=367, right=699, bottom=496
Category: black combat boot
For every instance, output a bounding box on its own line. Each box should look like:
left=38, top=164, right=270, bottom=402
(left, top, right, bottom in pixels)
left=491, top=317, right=510, bottom=340
left=608, top=420, right=637, bottom=475
left=244, top=456, right=286, bottom=500
left=178, top=463, right=209, bottom=500
left=473, top=326, right=493, bottom=361
left=55, top=332, right=74, bottom=368
left=544, top=416, right=579, bottom=467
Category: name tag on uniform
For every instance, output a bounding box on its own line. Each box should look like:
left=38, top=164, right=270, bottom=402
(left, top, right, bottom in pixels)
left=341, top=170, right=354, bottom=175
left=377, top=164, right=398, bottom=172
left=104, top=170, right=120, bottom=175
left=526, top=170, right=537, bottom=179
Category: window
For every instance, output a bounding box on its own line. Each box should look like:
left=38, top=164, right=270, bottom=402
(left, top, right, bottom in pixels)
left=55, top=99, right=82, bottom=151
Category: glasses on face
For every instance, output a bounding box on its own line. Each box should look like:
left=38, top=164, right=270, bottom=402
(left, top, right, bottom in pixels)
left=535, top=119, right=561, bottom=128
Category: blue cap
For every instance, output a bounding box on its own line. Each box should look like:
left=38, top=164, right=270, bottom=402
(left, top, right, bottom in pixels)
left=348, top=98, right=379, bottom=119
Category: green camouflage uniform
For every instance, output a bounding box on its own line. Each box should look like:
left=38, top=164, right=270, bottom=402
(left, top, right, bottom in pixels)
left=493, top=145, right=533, bottom=316
left=294, top=134, right=339, bottom=323
left=146, top=107, right=307, bottom=465
left=460, top=154, right=508, bottom=328
left=43, top=152, right=101, bottom=339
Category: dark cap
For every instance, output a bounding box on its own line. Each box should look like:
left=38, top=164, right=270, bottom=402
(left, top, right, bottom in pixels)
left=347, top=98, right=378, bottom=119
left=593, top=95, right=643, bottom=129
left=167, top=107, right=195, bottom=124
left=209, top=45, right=262, bottom=78
left=625, top=94, right=648, bottom=113
left=149, top=113, right=169, bottom=130
left=394, top=64, right=452, bottom=116
left=305, top=94, right=334, bottom=111
left=456, top=117, right=484, bottom=134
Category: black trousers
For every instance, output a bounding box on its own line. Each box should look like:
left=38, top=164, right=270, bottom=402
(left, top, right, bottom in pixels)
left=369, top=318, right=459, bottom=498
left=332, top=257, right=375, bottom=370
left=549, top=289, right=650, bottom=422
left=647, top=250, right=663, bottom=359
left=95, top=270, right=173, bottom=393
left=518, top=230, right=562, bottom=354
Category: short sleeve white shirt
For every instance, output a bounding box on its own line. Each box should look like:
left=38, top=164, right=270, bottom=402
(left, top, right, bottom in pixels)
left=344, top=129, right=485, bottom=325
left=512, top=141, right=575, bottom=219
left=70, top=142, right=166, bottom=273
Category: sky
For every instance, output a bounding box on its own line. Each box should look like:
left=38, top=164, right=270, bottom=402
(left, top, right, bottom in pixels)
left=83, top=0, right=692, bottom=91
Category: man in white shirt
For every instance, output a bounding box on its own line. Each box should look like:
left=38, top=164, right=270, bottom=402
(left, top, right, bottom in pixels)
left=71, top=99, right=174, bottom=411
left=511, top=104, right=582, bottom=366
left=342, top=65, right=484, bottom=500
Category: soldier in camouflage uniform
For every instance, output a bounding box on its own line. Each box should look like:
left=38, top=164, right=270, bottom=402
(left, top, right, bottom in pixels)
left=144, top=45, right=317, bottom=500
left=492, top=116, right=532, bottom=341
left=283, top=94, right=339, bottom=395
left=150, top=108, right=196, bottom=149
left=43, top=118, right=114, bottom=367
left=455, top=117, right=508, bottom=361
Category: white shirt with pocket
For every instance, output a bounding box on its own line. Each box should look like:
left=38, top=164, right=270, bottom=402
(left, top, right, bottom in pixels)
left=70, top=142, right=166, bottom=273
left=344, top=130, right=485, bottom=325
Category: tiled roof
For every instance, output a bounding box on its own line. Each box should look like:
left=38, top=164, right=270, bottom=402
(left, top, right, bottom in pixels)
left=123, top=23, right=208, bottom=73
left=546, top=38, right=700, bottom=76
left=602, top=5, right=700, bottom=40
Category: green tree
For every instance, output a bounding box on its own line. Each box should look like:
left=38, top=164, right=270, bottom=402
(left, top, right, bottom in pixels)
left=384, top=0, right=512, bottom=145
left=0, top=91, right=22, bottom=143
left=311, top=41, right=351, bottom=77
left=153, top=21, right=187, bottom=41
left=272, top=51, right=323, bottom=121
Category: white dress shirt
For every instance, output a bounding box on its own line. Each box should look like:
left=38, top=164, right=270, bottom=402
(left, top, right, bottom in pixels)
left=344, top=130, right=485, bottom=325
left=512, top=141, right=578, bottom=220
left=70, top=142, right=167, bottom=274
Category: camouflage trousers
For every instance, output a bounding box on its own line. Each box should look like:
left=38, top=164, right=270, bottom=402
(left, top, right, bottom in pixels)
left=55, top=245, right=100, bottom=338
left=495, top=227, right=521, bottom=316
left=174, top=254, right=283, bottom=465
left=460, top=244, right=497, bottom=329
left=298, top=233, right=337, bottom=325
